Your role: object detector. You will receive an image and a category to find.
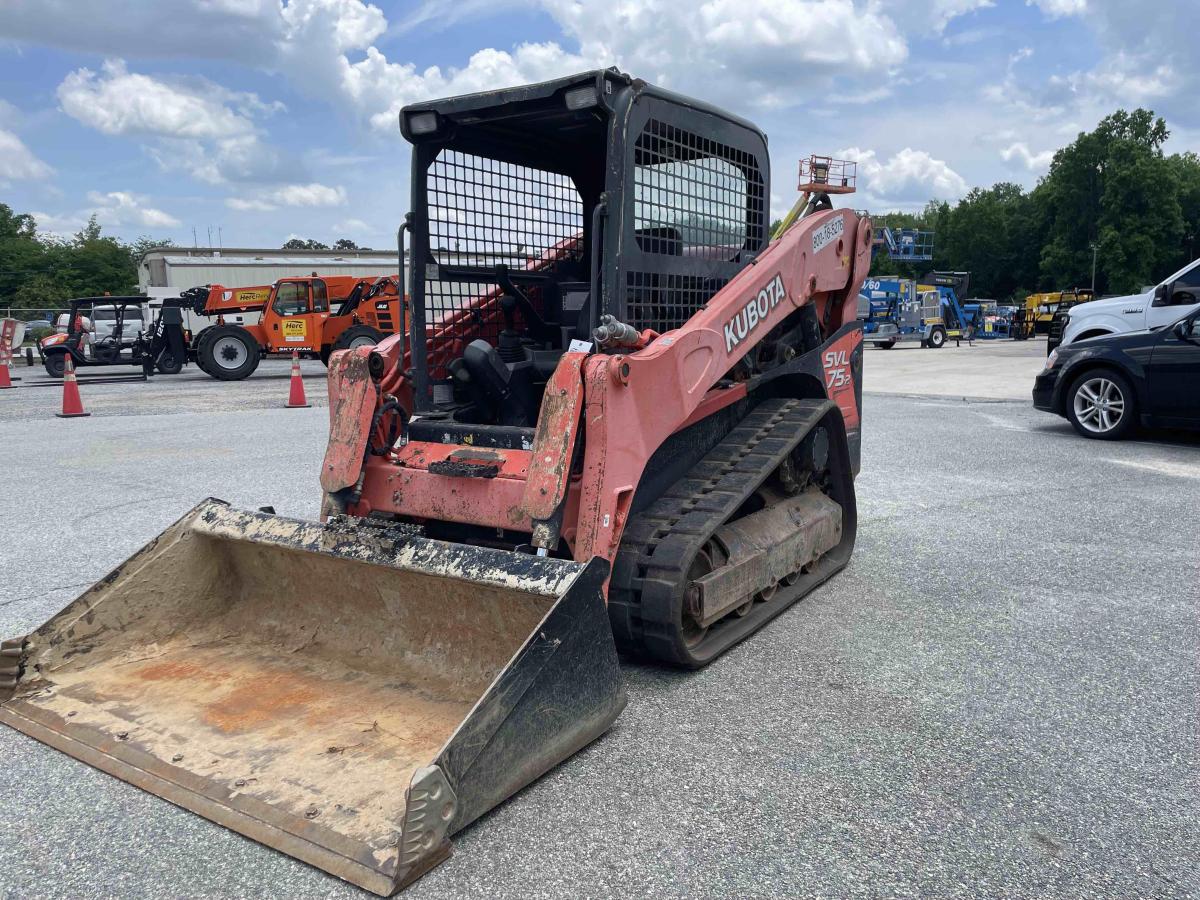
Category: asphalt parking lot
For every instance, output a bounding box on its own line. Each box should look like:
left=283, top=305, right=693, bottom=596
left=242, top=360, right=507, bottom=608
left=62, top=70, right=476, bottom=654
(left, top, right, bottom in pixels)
left=1, top=348, right=1197, bottom=898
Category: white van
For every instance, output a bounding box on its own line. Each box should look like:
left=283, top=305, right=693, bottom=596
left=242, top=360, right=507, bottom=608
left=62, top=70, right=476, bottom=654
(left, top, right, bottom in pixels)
left=1060, top=257, right=1200, bottom=346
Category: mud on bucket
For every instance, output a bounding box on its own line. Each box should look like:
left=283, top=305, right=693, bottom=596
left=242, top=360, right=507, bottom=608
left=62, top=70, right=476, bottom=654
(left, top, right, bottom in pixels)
left=0, top=499, right=625, bottom=894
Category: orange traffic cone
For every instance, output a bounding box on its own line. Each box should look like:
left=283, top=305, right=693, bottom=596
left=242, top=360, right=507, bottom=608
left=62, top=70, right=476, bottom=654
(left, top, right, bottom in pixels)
left=0, top=360, right=11, bottom=389
left=286, top=351, right=310, bottom=408
left=56, top=356, right=90, bottom=418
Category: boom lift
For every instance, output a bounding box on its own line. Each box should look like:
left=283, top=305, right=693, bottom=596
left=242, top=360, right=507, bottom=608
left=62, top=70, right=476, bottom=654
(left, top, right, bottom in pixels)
left=182, top=273, right=404, bottom=379
left=0, top=71, right=872, bottom=895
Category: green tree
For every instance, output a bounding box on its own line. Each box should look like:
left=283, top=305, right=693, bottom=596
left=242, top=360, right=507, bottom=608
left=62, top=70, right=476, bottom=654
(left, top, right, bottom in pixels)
left=65, top=214, right=139, bottom=296
left=0, top=203, right=48, bottom=303
left=1036, top=109, right=1177, bottom=294
left=283, top=238, right=330, bottom=250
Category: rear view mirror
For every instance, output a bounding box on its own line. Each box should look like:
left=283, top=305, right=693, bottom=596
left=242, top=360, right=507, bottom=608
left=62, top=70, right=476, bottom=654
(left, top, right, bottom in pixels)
left=1152, top=283, right=1168, bottom=306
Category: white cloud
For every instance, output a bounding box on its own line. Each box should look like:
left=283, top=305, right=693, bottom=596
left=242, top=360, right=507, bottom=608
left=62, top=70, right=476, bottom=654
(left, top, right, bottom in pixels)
left=226, top=182, right=347, bottom=211
left=56, top=59, right=298, bottom=186
left=168, top=0, right=913, bottom=131
left=279, top=0, right=386, bottom=53
left=840, top=146, right=968, bottom=207
left=31, top=190, right=180, bottom=236
left=333, top=217, right=372, bottom=233
left=1000, top=142, right=1054, bottom=173
left=57, top=60, right=252, bottom=139
left=85, top=190, right=181, bottom=227
left=1026, top=0, right=1086, bottom=18
left=1075, top=56, right=1178, bottom=105
left=0, top=128, right=53, bottom=181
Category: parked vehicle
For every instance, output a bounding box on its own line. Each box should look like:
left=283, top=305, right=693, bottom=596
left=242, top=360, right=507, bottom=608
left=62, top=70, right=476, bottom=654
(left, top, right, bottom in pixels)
left=858, top=277, right=969, bottom=348
left=1055, top=257, right=1200, bottom=352
left=1033, top=308, right=1200, bottom=439
left=182, top=274, right=403, bottom=380
left=92, top=303, right=147, bottom=344
left=1018, top=288, right=1093, bottom=341
left=39, top=297, right=187, bottom=377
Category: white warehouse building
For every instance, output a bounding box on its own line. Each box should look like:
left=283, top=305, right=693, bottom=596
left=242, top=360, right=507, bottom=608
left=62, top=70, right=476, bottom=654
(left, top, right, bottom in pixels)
left=137, top=247, right=403, bottom=298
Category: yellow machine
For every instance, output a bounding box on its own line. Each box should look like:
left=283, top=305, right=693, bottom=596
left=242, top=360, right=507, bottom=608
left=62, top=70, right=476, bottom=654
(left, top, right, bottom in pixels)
left=1014, top=288, right=1094, bottom=339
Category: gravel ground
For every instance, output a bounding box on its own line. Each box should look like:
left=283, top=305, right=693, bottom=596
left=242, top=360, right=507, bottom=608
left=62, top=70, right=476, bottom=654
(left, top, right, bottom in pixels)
left=0, top=380, right=1197, bottom=899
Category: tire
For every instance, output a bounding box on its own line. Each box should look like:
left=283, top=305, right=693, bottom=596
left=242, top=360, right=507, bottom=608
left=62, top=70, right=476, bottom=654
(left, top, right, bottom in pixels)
left=876, top=339, right=897, bottom=349
left=198, top=325, right=260, bottom=381
left=1065, top=369, right=1136, bottom=440
left=155, top=351, right=183, bottom=375
left=927, top=327, right=946, bottom=349
left=192, top=326, right=216, bottom=374
left=44, top=353, right=66, bottom=378
left=330, top=324, right=385, bottom=356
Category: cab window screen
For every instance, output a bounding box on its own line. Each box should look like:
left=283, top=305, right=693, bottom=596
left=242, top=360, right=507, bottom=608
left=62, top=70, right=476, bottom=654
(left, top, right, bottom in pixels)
left=312, top=281, right=329, bottom=312
left=633, top=126, right=753, bottom=261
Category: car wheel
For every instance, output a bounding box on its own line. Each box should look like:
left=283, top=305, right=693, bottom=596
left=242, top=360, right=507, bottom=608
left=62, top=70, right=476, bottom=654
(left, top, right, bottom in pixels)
left=877, top=339, right=897, bottom=349
left=1065, top=370, right=1136, bottom=440
left=44, top=353, right=66, bottom=378
left=927, top=327, right=946, bottom=349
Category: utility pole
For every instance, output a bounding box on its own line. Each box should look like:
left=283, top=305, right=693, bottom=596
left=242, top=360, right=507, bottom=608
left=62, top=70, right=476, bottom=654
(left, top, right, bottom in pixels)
left=1090, top=242, right=1098, bottom=293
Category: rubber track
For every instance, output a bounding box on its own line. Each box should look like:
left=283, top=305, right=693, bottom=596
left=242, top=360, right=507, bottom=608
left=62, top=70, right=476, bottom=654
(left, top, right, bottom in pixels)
left=609, top=398, right=833, bottom=667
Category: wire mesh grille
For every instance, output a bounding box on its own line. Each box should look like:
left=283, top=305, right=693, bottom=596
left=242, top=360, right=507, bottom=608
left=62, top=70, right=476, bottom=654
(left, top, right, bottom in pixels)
left=625, top=119, right=764, bottom=332
left=625, top=271, right=731, bottom=334
left=421, top=150, right=584, bottom=376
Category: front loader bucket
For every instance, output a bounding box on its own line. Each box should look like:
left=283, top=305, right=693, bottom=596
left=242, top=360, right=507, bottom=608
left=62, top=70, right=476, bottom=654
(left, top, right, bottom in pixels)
left=0, top=500, right=625, bottom=894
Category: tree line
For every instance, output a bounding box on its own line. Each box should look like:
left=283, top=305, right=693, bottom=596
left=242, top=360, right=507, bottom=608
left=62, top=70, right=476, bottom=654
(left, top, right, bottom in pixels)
left=0, top=211, right=163, bottom=312
left=865, top=108, right=1200, bottom=300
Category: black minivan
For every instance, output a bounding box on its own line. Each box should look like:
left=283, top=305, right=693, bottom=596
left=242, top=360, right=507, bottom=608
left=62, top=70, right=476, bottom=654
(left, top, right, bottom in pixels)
left=1033, top=308, right=1200, bottom=439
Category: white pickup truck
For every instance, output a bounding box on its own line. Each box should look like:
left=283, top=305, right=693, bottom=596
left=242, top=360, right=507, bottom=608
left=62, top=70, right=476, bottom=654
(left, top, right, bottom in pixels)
left=1060, top=257, right=1200, bottom=347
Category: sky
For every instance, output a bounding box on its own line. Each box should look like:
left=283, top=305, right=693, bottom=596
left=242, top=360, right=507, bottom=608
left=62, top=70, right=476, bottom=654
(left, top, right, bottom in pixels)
left=0, top=0, right=1196, bottom=250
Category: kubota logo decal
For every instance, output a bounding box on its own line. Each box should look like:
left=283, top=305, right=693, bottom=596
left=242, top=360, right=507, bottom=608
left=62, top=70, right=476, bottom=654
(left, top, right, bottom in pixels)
left=725, top=273, right=786, bottom=353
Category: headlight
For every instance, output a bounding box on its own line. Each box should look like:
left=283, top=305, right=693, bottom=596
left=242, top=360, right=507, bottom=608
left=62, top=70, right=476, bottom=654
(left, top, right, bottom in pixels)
left=406, top=111, right=438, bottom=135
left=1044, top=349, right=1059, bottom=370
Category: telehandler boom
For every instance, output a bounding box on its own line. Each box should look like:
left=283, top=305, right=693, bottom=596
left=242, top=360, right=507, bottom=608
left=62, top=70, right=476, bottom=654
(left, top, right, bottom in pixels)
left=0, top=70, right=870, bottom=895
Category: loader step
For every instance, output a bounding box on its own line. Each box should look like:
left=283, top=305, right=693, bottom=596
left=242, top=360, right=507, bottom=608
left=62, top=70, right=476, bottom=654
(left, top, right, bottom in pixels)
left=609, top=398, right=857, bottom=668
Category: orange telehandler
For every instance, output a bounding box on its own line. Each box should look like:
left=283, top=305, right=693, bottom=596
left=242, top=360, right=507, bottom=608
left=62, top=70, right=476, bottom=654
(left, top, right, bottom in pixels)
left=182, top=273, right=404, bottom=379
left=0, top=71, right=871, bottom=894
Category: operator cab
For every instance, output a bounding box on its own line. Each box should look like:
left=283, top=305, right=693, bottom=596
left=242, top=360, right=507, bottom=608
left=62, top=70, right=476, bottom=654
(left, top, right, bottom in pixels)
left=400, top=68, right=770, bottom=434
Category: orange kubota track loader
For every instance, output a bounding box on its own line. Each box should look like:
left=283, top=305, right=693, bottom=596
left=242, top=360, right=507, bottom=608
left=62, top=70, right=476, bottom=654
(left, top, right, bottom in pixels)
left=0, top=71, right=871, bottom=895
left=182, top=273, right=404, bottom=379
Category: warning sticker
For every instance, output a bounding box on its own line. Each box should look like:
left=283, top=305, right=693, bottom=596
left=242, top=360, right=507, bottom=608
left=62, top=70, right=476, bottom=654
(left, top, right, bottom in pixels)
left=282, top=319, right=307, bottom=342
